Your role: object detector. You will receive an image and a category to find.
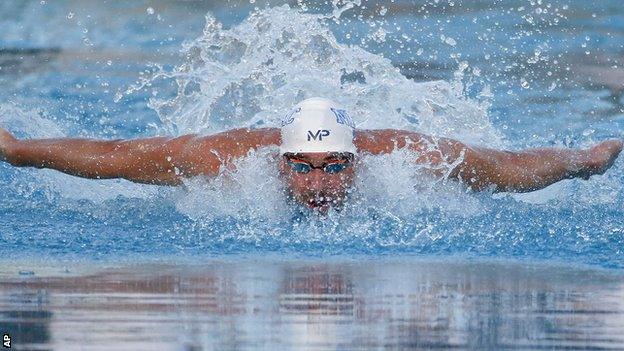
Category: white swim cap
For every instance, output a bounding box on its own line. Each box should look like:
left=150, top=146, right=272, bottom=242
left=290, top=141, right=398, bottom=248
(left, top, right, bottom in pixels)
left=279, top=97, right=357, bottom=154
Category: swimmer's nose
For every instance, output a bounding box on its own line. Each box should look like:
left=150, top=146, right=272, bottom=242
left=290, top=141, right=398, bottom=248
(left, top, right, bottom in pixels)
left=306, top=169, right=327, bottom=191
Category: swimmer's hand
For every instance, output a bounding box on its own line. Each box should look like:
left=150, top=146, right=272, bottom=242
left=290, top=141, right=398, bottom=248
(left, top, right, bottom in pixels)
left=0, top=128, right=16, bottom=163
left=576, top=139, right=623, bottom=180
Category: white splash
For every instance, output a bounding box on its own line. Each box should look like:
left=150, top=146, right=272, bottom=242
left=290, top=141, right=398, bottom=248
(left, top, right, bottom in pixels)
left=121, top=6, right=501, bottom=147
left=174, top=147, right=292, bottom=224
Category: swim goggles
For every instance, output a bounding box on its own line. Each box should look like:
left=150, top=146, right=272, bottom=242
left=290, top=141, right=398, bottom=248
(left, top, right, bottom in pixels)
left=283, top=153, right=354, bottom=174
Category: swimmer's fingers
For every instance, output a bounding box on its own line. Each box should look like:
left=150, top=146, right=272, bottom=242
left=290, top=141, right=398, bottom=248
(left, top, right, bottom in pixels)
left=0, top=128, right=17, bottom=162
left=579, top=139, right=623, bottom=179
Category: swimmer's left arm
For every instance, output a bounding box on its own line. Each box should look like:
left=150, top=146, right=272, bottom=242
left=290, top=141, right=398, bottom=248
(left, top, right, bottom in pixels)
left=355, top=129, right=623, bottom=192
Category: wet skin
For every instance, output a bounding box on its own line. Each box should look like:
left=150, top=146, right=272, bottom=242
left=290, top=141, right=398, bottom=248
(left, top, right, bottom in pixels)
left=1, top=127, right=623, bottom=212
left=278, top=152, right=355, bottom=213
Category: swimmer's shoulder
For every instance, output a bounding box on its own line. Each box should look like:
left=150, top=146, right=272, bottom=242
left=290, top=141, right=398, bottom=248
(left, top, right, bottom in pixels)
left=172, top=128, right=281, bottom=177
left=354, top=128, right=429, bottom=155
left=188, top=127, right=281, bottom=155
left=222, top=127, right=281, bottom=149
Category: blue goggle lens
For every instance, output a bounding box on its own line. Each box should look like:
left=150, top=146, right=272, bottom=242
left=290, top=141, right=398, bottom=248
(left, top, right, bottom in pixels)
left=323, top=162, right=349, bottom=174
left=288, top=161, right=312, bottom=174
left=287, top=160, right=351, bottom=174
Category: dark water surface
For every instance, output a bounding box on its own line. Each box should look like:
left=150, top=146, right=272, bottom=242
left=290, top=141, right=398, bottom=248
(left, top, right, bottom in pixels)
left=1, top=259, right=624, bottom=350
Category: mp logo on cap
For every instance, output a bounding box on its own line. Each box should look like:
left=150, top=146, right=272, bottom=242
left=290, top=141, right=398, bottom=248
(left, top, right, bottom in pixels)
left=307, top=129, right=330, bottom=141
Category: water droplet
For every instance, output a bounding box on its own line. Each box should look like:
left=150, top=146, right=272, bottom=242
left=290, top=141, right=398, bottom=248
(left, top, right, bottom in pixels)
left=67, top=12, right=74, bottom=19
left=371, top=28, right=387, bottom=43
left=548, top=82, right=556, bottom=91
left=520, top=78, right=530, bottom=89
left=582, top=128, right=595, bottom=137
left=441, top=34, right=456, bottom=46
left=146, top=7, right=154, bottom=15
left=106, top=60, right=112, bottom=66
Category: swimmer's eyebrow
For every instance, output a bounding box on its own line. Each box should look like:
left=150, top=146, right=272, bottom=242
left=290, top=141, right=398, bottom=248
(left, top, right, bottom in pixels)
left=323, top=155, right=343, bottom=161
left=324, top=153, right=353, bottom=161
left=285, top=153, right=350, bottom=162
left=284, top=153, right=311, bottom=162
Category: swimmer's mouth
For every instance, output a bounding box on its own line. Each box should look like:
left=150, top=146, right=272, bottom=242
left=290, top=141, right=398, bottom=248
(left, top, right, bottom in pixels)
left=307, top=197, right=332, bottom=209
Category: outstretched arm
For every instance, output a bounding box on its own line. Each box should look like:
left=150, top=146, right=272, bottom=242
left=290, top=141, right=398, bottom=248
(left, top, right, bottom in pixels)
left=442, top=138, right=622, bottom=192
left=355, top=129, right=623, bottom=193
left=0, top=127, right=280, bottom=186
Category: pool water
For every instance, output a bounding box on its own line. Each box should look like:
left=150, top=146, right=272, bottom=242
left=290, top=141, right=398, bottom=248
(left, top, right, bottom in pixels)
left=0, top=0, right=623, bottom=349
left=2, top=258, right=624, bottom=350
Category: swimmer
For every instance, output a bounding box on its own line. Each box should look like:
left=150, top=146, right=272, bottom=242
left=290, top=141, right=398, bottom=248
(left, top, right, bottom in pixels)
left=1, top=97, right=622, bottom=212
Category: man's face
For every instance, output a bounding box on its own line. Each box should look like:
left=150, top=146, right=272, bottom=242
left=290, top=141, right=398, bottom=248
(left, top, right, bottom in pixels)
left=279, top=152, right=356, bottom=212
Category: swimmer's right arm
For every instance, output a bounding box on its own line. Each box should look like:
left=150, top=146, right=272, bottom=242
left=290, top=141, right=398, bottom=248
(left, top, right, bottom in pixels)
left=355, top=129, right=623, bottom=193
left=0, top=127, right=280, bottom=186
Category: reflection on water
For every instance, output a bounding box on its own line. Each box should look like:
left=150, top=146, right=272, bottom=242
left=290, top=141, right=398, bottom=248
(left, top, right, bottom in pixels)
left=1, top=259, right=623, bottom=350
